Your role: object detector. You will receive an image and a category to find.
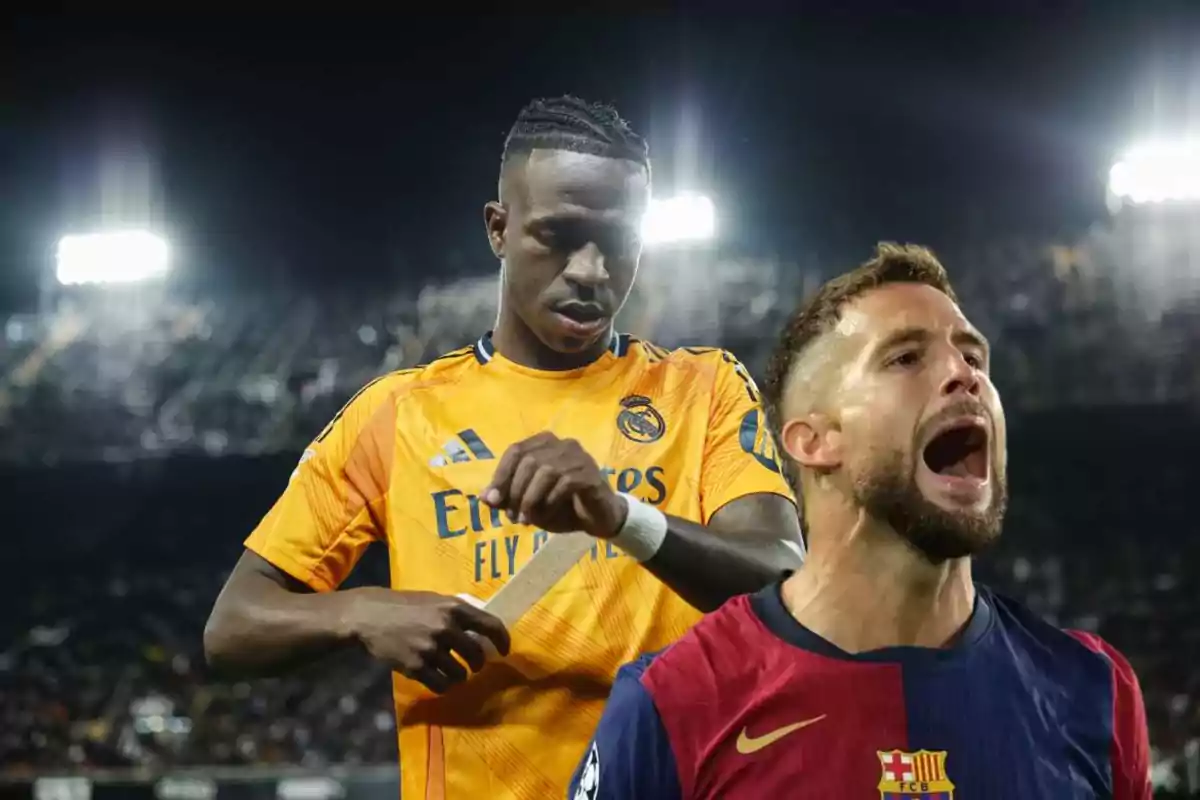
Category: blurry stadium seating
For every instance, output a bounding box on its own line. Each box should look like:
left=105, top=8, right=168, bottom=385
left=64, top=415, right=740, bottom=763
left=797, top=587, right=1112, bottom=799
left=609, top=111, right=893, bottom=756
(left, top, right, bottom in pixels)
left=1, top=221, right=1198, bottom=796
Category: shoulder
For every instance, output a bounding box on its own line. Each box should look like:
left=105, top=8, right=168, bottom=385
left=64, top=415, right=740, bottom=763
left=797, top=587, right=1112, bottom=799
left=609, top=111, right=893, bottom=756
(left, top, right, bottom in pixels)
left=348, top=345, right=479, bottom=405
left=985, top=589, right=1114, bottom=659
left=1063, top=630, right=1142, bottom=695
left=1064, top=627, right=1151, bottom=794
left=628, top=339, right=748, bottom=373
left=610, top=649, right=664, bottom=694
left=312, top=345, right=478, bottom=442
left=1061, top=629, right=1147, bottom=736
left=626, top=593, right=795, bottom=792
left=598, top=598, right=765, bottom=751
left=640, top=594, right=766, bottom=710
left=627, top=339, right=760, bottom=397
left=388, top=344, right=480, bottom=390
left=985, top=589, right=1095, bottom=656
left=983, top=588, right=1132, bottom=697
left=575, top=649, right=686, bottom=800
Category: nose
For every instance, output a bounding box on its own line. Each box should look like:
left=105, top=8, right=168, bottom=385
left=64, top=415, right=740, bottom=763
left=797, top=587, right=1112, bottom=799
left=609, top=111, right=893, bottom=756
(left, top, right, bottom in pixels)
left=939, top=350, right=982, bottom=398
left=561, top=242, right=610, bottom=292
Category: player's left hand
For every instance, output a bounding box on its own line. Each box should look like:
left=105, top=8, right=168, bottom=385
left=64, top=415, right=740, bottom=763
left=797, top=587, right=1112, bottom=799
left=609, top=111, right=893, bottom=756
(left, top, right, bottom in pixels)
left=482, top=432, right=627, bottom=539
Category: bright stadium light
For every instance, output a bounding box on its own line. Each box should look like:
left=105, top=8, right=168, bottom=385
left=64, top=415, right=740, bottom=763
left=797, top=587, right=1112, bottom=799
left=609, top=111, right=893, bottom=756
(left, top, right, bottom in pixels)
left=55, top=230, right=170, bottom=286
left=1108, top=141, right=1200, bottom=205
left=642, top=193, right=716, bottom=247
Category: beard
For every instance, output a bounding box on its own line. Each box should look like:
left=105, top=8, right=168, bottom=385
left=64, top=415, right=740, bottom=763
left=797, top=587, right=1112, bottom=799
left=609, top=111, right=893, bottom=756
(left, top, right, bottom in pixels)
left=852, top=450, right=1007, bottom=563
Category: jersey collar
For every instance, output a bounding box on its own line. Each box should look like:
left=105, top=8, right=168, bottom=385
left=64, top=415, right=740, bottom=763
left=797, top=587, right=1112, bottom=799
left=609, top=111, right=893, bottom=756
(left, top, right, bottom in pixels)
left=472, top=330, right=630, bottom=365
left=750, top=581, right=995, bottom=664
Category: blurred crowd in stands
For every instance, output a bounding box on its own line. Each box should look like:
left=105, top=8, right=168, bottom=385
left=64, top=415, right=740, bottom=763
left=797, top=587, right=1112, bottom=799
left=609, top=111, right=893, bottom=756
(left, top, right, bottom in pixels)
left=2, top=215, right=1198, bottom=466
left=0, top=455, right=398, bottom=773
left=1, top=214, right=1198, bottom=793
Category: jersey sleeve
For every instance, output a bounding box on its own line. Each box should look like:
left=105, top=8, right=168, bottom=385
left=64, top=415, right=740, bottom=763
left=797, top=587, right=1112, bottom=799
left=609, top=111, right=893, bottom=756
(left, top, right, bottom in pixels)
left=698, top=350, right=796, bottom=523
left=567, top=655, right=683, bottom=800
left=1067, top=631, right=1153, bottom=800
left=244, top=375, right=399, bottom=591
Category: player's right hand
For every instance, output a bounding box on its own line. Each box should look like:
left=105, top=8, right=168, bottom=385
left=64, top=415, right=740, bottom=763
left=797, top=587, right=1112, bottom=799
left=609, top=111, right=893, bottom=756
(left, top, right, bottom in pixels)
left=342, top=588, right=511, bottom=694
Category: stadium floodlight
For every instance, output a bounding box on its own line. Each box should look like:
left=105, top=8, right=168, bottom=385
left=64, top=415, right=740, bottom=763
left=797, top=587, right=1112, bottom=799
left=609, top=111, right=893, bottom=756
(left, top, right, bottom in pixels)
left=55, top=230, right=170, bottom=286
left=642, top=193, right=716, bottom=247
left=1108, top=141, right=1200, bottom=205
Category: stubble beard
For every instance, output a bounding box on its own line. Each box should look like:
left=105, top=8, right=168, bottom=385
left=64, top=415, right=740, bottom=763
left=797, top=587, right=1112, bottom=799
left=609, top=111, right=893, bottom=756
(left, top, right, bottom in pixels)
left=853, top=449, right=1008, bottom=563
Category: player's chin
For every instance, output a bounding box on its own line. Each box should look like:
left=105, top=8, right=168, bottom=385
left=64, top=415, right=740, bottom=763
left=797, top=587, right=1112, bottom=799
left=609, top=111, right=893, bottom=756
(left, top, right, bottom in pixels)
left=543, top=312, right=612, bottom=351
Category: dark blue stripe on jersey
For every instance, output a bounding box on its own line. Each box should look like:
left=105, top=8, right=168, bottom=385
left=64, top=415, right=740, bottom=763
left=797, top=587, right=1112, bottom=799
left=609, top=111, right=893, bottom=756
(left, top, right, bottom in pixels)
left=566, top=652, right=682, bottom=800
left=457, top=429, right=494, bottom=460
left=899, top=596, right=1116, bottom=797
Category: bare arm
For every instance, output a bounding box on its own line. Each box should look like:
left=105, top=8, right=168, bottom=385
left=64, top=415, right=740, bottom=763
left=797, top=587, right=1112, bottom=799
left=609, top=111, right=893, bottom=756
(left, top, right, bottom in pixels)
left=209, top=375, right=509, bottom=693
left=204, top=550, right=509, bottom=692
left=204, top=550, right=355, bottom=676
left=642, top=493, right=803, bottom=612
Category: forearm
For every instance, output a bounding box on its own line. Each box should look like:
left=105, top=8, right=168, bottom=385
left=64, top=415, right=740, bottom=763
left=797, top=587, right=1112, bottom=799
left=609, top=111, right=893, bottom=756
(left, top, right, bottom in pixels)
left=204, top=582, right=361, bottom=676
left=641, top=514, right=795, bottom=613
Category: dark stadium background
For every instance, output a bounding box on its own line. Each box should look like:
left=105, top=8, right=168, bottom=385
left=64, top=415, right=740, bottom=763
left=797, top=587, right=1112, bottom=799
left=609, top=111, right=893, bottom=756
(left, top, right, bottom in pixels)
left=2, top=8, right=1199, bottom=799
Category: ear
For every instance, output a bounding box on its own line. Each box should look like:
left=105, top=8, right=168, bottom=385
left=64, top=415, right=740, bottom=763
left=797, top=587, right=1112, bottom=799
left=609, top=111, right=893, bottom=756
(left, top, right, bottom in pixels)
left=483, top=201, right=507, bottom=259
left=779, top=413, right=842, bottom=471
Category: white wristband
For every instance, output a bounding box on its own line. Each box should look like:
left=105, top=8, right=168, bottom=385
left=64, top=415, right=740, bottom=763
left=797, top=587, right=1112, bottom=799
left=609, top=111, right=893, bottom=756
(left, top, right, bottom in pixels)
left=611, top=494, right=668, bottom=562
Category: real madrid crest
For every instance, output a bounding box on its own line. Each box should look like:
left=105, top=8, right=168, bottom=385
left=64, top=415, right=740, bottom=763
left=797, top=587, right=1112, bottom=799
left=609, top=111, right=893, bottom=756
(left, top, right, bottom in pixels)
left=616, top=395, right=665, bottom=444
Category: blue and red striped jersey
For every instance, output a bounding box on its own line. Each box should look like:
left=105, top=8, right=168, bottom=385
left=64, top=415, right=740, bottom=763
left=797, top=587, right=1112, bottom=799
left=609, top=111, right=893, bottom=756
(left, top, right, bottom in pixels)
left=567, top=583, right=1151, bottom=799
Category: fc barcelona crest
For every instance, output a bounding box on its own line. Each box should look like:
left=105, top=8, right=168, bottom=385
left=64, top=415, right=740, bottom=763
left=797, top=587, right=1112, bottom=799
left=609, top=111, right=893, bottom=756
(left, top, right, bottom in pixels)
left=877, top=750, right=954, bottom=799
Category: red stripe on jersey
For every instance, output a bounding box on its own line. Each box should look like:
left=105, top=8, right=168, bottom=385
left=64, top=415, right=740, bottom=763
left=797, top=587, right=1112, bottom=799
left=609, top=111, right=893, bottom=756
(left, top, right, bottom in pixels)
left=641, top=594, right=911, bottom=799
left=1066, top=631, right=1152, bottom=800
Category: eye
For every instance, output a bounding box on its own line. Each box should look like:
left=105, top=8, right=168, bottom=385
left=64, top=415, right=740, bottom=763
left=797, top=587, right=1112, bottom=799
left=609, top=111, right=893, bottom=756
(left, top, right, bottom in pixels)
left=964, top=352, right=985, bottom=369
left=888, top=351, right=921, bottom=368
left=531, top=225, right=559, bottom=251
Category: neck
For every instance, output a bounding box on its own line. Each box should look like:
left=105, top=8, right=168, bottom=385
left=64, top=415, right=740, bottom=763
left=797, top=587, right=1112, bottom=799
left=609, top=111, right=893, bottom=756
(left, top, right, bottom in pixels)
left=492, top=304, right=612, bottom=371
left=783, top=498, right=976, bottom=653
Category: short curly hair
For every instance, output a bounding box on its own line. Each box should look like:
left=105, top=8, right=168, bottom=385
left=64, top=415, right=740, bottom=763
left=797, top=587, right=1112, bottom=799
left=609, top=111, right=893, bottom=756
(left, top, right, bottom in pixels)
left=501, top=95, right=649, bottom=170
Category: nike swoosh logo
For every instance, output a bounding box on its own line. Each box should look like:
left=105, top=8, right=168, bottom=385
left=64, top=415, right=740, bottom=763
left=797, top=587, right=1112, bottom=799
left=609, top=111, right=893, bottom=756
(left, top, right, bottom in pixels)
left=735, top=714, right=827, bottom=755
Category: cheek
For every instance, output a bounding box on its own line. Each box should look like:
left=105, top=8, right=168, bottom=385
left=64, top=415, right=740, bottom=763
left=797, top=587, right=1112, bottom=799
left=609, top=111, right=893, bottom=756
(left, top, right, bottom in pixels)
left=845, top=412, right=914, bottom=476
left=860, top=426, right=910, bottom=468
left=507, top=253, right=562, bottom=300
left=840, top=417, right=888, bottom=468
left=992, top=417, right=1009, bottom=472
left=984, top=384, right=1008, bottom=467
left=842, top=388, right=905, bottom=442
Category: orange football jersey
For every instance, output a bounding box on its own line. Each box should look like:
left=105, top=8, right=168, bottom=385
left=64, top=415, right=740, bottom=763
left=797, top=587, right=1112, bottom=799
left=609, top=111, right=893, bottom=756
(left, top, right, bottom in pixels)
left=245, top=332, right=795, bottom=799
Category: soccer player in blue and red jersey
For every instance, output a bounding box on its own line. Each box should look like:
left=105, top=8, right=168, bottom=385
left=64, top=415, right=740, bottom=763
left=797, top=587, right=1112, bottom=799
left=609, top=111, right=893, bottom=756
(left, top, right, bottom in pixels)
left=568, top=243, right=1152, bottom=799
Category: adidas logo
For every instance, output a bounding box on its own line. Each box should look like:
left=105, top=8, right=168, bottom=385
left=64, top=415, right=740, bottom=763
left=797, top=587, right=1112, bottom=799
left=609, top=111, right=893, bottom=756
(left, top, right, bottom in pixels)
left=429, top=429, right=495, bottom=467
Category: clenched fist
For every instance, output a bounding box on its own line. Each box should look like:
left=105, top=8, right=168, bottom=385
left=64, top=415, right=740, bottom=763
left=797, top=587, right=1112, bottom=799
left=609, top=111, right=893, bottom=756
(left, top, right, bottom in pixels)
left=482, top=433, right=628, bottom=538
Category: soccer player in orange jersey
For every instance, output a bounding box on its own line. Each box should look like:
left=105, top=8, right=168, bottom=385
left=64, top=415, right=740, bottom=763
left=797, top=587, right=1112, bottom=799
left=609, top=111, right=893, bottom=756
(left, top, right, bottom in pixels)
left=204, top=96, right=804, bottom=799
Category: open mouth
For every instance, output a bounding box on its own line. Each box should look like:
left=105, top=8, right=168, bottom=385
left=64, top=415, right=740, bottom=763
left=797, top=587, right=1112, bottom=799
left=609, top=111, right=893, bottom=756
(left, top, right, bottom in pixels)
left=922, top=421, right=989, bottom=482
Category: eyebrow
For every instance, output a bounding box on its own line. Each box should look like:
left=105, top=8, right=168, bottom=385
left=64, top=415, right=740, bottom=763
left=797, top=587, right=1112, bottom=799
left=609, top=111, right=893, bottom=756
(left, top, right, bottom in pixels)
left=527, top=210, right=641, bottom=238
left=872, top=326, right=990, bottom=358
